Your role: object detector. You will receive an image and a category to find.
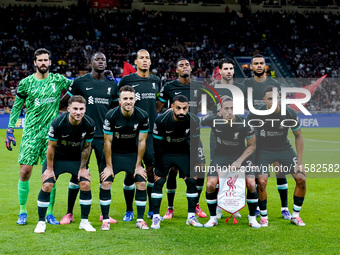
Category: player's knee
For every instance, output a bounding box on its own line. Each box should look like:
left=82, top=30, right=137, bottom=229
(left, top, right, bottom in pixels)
left=20, top=166, right=33, bottom=181
left=79, top=181, right=91, bottom=191
left=257, top=178, right=268, bottom=191
left=206, top=178, right=217, bottom=193
left=295, top=175, right=306, bottom=189
left=101, top=181, right=112, bottom=190
left=246, top=178, right=256, bottom=192
left=135, top=181, right=146, bottom=190
left=42, top=182, right=54, bottom=192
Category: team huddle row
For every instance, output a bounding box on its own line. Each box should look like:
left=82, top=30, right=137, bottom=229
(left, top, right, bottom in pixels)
left=5, top=48, right=307, bottom=234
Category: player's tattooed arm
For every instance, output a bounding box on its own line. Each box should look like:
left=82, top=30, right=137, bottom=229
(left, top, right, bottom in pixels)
left=42, top=140, right=57, bottom=182
left=101, top=133, right=114, bottom=181
left=78, top=141, right=92, bottom=181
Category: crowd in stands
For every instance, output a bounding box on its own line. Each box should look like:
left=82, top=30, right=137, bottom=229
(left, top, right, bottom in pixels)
left=0, top=4, right=339, bottom=112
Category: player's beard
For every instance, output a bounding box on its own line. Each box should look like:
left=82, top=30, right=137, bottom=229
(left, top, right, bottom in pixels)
left=253, top=70, right=265, bottom=77
left=37, top=65, right=49, bottom=74
left=181, top=74, right=189, bottom=78
left=222, top=76, right=232, bottom=82
left=174, top=113, right=185, bottom=120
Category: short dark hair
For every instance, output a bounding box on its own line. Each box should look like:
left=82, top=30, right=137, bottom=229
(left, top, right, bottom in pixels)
left=176, top=58, right=189, bottom=67
left=218, top=58, right=235, bottom=69
left=173, top=95, right=189, bottom=103
left=136, top=49, right=150, bottom=59
left=251, top=54, right=265, bottom=64
left=68, top=95, right=86, bottom=106
left=119, top=85, right=135, bottom=94
left=91, top=52, right=106, bottom=61
left=34, top=48, right=51, bottom=61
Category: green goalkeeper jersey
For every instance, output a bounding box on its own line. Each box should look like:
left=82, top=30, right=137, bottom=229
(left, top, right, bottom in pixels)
left=8, top=73, right=73, bottom=138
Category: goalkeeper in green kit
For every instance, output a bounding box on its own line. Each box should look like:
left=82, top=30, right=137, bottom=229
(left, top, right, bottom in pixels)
left=5, top=48, right=73, bottom=225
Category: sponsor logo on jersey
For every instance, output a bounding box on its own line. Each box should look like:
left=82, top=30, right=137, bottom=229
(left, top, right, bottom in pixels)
left=35, top=97, right=57, bottom=106
left=88, top=96, right=94, bottom=104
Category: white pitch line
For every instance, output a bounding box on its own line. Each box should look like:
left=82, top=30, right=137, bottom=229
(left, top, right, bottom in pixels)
left=304, top=139, right=340, bottom=144
left=306, top=149, right=340, bottom=151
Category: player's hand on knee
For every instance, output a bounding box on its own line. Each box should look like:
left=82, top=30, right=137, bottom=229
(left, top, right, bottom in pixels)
left=134, top=165, right=147, bottom=181
left=5, top=128, right=16, bottom=151
left=294, top=163, right=305, bottom=175
left=42, top=168, right=56, bottom=183
left=78, top=168, right=91, bottom=182
left=101, top=167, right=114, bottom=182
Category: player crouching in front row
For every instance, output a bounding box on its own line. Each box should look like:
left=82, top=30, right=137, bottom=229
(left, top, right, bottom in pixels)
left=201, top=96, right=261, bottom=228
left=34, top=96, right=96, bottom=233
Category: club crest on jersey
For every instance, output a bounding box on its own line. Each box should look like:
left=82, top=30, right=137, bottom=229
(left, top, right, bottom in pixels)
left=51, top=83, right=56, bottom=92
left=193, top=90, right=198, bottom=97
left=152, top=83, right=156, bottom=89
left=234, top=132, right=239, bottom=140
left=115, top=132, right=120, bottom=139
left=185, top=128, right=190, bottom=135
left=133, top=123, right=138, bottom=131
left=107, top=87, right=111, bottom=95
left=81, top=132, right=86, bottom=139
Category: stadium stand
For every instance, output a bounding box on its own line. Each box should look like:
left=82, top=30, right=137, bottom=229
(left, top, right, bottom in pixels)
left=0, top=3, right=339, bottom=112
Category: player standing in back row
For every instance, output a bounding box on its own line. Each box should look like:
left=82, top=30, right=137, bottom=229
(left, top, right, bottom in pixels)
left=157, top=58, right=207, bottom=219
left=118, top=49, right=161, bottom=221
left=243, top=54, right=291, bottom=220
left=59, top=52, right=119, bottom=225
left=5, top=48, right=73, bottom=225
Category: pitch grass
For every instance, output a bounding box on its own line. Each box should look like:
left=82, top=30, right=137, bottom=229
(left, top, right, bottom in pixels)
left=0, top=128, right=339, bottom=255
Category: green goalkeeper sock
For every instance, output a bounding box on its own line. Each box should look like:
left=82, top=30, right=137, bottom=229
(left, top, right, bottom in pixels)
left=47, top=183, right=56, bottom=216
left=18, top=180, right=29, bottom=214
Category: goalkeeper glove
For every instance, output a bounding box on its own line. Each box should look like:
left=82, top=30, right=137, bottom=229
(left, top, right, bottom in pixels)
left=5, top=128, right=16, bottom=151
left=104, top=70, right=114, bottom=81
